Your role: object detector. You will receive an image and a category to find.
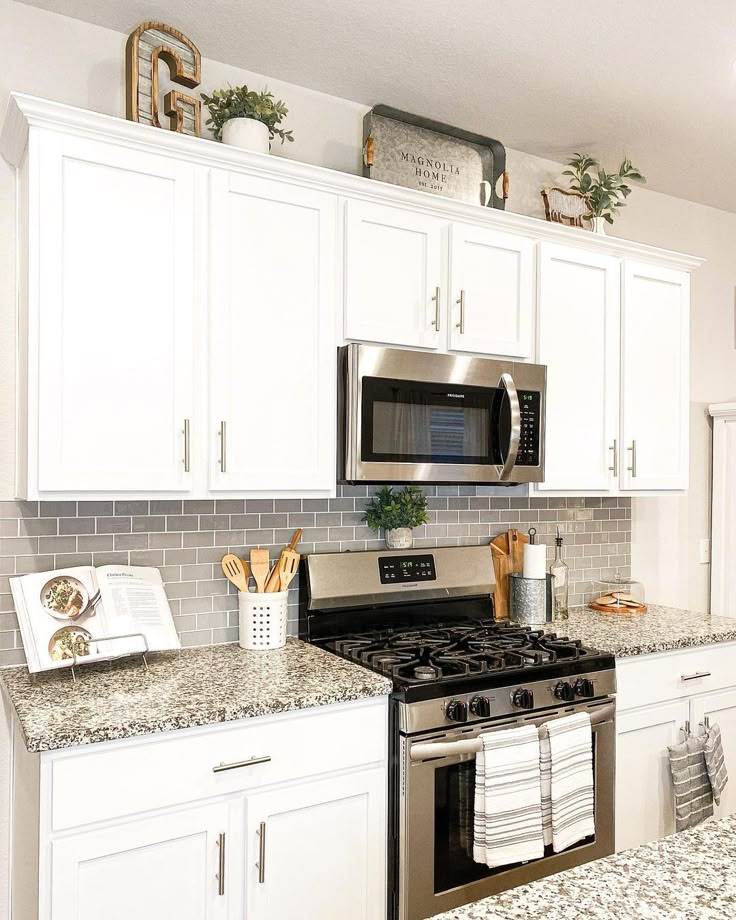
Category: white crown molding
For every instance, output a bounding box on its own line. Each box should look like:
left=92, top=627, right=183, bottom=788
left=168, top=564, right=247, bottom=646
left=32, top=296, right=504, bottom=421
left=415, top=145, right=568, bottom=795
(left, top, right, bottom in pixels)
left=1, top=92, right=705, bottom=272
left=709, top=403, right=736, bottom=419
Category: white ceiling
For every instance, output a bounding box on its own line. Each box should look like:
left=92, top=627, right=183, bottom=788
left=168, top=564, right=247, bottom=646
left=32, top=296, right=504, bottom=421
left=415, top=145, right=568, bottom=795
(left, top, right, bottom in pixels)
left=16, top=0, right=736, bottom=211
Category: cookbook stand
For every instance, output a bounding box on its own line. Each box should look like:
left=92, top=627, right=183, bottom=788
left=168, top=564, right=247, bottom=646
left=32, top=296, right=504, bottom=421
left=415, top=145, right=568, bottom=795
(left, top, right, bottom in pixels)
left=67, top=633, right=150, bottom=683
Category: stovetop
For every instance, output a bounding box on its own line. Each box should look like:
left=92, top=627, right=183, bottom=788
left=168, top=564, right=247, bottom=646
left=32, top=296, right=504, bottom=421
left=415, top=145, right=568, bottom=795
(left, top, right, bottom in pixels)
left=324, top=618, right=616, bottom=702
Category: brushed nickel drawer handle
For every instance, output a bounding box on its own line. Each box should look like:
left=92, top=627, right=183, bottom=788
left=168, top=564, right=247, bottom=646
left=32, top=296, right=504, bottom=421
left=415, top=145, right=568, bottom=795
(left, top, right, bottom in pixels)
left=217, top=832, right=226, bottom=896
left=627, top=440, right=637, bottom=478
left=183, top=418, right=191, bottom=472
left=257, top=821, right=266, bottom=884
left=608, top=439, right=618, bottom=476
left=455, top=290, right=466, bottom=334
left=681, top=671, right=711, bottom=682
left=212, top=755, right=271, bottom=773
left=219, top=420, right=227, bottom=472
left=431, top=286, right=441, bottom=331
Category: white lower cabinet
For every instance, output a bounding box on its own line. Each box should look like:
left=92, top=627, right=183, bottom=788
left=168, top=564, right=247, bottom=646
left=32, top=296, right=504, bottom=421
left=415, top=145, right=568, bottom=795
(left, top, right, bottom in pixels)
left=245, top=768, right=386, bottom=920
left=615, top=643, right=736, bottom=852
left=12, top=698, right=388, bottom=920
left=50, top=800, right=242, bottom=920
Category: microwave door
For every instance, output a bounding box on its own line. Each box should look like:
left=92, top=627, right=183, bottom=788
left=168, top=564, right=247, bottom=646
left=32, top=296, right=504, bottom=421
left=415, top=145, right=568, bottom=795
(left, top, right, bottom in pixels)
left=494, top=373, right=521, bottom=481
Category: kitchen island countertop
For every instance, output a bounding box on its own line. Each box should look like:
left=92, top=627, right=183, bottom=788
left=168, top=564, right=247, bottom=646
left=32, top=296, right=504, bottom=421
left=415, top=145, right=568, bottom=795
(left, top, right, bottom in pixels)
left=0, top=638, right=392, bottom=753
left=560, top=603, right=736, bottom=657
left=430, top=815, right=736, bottom=919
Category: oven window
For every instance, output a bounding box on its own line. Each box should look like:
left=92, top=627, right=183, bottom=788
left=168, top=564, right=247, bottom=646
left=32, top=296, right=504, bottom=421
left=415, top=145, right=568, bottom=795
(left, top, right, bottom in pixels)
left=433, top=756, right=596, bottom=894
left=361, top=377, right=504, bottom=465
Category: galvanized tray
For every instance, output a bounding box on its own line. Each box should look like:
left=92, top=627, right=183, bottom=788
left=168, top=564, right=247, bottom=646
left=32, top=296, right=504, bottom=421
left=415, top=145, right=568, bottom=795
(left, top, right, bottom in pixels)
left=363, top=105, right=507, bottom=209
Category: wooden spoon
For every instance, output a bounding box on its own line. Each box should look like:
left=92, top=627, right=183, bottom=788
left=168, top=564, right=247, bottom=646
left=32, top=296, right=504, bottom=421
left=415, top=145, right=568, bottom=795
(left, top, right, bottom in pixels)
left=220, top=554, right=250, bottom=592
left=250, top=548, right=270, bottom=594
left=265, top=528, right=304, bottom=592
left=277, top=550, right=300, bottom=592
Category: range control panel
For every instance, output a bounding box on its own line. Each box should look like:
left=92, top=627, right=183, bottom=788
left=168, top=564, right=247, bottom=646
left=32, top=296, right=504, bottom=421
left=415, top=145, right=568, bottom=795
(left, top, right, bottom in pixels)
left=516, top=390, right=541, bottom=467
left=378, top=554, right=437, bottom=584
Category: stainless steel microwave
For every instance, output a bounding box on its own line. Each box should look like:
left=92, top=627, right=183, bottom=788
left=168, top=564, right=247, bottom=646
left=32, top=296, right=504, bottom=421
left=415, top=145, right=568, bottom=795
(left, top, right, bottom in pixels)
left=338, top=344, right=546, bottom=485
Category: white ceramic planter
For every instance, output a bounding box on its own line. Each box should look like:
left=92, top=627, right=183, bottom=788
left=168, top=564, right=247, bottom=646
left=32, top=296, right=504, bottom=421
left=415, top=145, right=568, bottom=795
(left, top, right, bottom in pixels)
left=590, top=216, right=607, bottom=235
left=221, top=117, right=270, bottom=153
left=385, top=527, right=413, bottom=550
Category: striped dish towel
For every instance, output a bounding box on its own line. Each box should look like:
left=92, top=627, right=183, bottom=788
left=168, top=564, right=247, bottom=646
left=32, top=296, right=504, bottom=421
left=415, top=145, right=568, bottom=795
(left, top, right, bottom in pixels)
left=668, top=733, right=713, bottom=831
left=544, top=712, right=595, bottom=853
left=539, top=728, right=553, bottom=847
left=703, top=723, right=728, bottom=805
left=473, top=724, right=544, bottom=869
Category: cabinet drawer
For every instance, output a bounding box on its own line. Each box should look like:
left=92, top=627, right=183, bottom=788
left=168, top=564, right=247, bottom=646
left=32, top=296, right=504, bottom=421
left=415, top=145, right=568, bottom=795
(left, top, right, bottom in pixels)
left=48, top=698, right=387, bottom=832
left=616, top=642, right=736, bottom=711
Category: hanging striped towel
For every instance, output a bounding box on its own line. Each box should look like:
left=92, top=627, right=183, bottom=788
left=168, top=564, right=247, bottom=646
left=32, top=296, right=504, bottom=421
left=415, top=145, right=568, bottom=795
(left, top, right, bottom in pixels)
left=545, top=712, right=595, bottom=853
left=667, top=733, right=714, bottom=831
left=703, top=723, right=728, bottom=805
left=539, top=728, right=553, bottom=847
left=473, top=724, right=544, bottom=869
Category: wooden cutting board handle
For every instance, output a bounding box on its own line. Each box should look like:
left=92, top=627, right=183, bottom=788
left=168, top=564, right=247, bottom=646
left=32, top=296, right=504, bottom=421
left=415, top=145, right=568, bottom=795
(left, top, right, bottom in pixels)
left=490, top=529, right=529, bottom=620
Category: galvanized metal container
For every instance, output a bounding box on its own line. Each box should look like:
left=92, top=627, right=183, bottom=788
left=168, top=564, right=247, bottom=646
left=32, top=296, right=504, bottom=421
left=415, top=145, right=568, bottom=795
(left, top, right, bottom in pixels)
left=509, top=573, right=553, bottom=627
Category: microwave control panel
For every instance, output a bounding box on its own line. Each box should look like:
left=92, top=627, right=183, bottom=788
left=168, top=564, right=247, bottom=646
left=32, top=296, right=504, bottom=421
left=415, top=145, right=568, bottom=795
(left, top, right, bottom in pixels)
left=516, top=390, right=541, bottom=466
left=378, top=554, right=436, bottom=584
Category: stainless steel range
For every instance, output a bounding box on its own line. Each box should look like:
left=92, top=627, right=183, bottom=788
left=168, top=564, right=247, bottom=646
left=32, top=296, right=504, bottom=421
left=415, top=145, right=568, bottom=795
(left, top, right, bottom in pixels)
left=300, top=545, right=616, bottom=920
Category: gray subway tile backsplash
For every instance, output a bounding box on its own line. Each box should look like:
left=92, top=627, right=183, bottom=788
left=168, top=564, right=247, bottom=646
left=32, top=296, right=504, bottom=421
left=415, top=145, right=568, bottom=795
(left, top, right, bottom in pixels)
left=0, top=491, right=632, bottom=668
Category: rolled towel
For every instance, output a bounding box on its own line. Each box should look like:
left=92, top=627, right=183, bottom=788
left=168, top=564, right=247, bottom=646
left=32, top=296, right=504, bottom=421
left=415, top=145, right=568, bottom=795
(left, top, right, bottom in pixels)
left=473, top=723, right=544, bottom=869
left=703, top=723, right=728, bottom=806
left=545, top=712, right=595, bottom=853
left=667, top=733, right=714, bottom=831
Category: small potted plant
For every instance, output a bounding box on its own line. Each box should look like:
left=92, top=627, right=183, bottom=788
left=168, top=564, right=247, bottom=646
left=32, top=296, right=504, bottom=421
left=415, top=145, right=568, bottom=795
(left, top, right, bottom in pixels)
left=363, top=486, right=429, bottom=550
left=563, top=154, right=645, bottom=233
left=200, top=84, right=294, bottom=153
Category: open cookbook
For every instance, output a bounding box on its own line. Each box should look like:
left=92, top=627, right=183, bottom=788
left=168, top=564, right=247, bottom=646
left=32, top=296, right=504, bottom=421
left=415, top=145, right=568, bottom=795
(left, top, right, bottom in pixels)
left=9, top=565, right=180, bottom=673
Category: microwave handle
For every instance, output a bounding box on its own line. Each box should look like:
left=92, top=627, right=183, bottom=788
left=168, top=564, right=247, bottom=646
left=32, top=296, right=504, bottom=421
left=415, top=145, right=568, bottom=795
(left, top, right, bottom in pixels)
left=496, top=372, right=521, bottom=481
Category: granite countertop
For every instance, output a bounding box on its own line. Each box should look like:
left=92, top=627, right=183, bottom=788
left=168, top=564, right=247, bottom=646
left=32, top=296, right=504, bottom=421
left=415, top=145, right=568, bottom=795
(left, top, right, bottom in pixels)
left=431, top=815, right=736, bottom=920
left=560, top=604, right=736, bottom=657
left=0, top=639, right=392, bottom=753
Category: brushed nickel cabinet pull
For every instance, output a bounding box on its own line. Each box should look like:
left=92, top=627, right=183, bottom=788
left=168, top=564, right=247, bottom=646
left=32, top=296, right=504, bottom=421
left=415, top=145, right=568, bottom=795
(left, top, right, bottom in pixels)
left=608, top=439, right=618, bottom=476
left=183, top=419, right=191, bottom=473
left=257, top=821, right=266, bottom=884
left=212, top=755, right=271, bottom=773
left=219, top=420, right=227, bottom=473
left=681, top=671, right=711, bottom=681
left=431, top=286, right=441, bottom=331
left=455, top=291, right=466, bottom=334
left=627, top=440, right=637, bottom=478
left=217, top=832, right=226, bottom=896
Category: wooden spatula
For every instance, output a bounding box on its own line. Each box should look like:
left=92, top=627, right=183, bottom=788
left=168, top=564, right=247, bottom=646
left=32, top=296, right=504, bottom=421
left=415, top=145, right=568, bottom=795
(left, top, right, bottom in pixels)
left=250, top=548, right=270, bottom=594
left=277, top=550, right=300, bottom=592
left=220, top=554, right=250, bottom=592
left=265, top=528, right=304, bottom=592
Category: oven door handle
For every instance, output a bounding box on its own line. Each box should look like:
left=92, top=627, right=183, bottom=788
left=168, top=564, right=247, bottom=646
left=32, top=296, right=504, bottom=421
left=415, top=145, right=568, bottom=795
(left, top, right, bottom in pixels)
left=496, top=372, right=521, bottom=482
left=410, top=704, right=614, bottom=762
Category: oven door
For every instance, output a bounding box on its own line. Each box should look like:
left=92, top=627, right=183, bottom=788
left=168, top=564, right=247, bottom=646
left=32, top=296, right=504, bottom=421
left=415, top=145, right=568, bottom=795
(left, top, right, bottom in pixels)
left=341, top=345, right=545, bottom=484
left=396, top=699, right=615, bottom=920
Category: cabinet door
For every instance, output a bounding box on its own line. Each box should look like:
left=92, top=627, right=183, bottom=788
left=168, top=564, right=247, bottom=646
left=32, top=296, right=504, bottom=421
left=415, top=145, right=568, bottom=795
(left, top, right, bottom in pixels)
left=344, top=199, right=443, bottom=348
left=615, top=699, right=690, bottom=851
left=34, top=133, right=196, bottom=493
left=690, top=688, right=736, bottom=818
left=621, top=261, right=690, bottom=491
left=246, top=768, right=386, bottom=920
left=448, top=224, right=533, bottom=357
left=50, top=801, right=241, bottom=920
left=209, top=171, right=337, bottom=491
left=537, top=244, right=620, bottom=491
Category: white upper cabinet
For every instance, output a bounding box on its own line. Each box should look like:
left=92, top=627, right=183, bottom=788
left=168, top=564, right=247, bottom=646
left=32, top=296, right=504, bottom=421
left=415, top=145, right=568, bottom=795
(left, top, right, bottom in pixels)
left=620, top=261, right=690, bottom=491
left=209, top=172, right=338, bottom=492
left=448, top=224, right=533, bottom=357
left=537, top=244, right=620, bottom=492
left=31, top=132, right=196, bottom=494
left=344, top=199, right=443, bottom=349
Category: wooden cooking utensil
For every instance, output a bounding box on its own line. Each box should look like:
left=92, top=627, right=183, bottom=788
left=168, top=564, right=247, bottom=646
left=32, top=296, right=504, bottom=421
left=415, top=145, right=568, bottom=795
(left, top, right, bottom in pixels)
left=249, top=548, right=270, bottom=594
left=220, top=554, right=250, bottom=592
left=489, top=529, right=529, bottom=619
left=277, top=549, right=300, bottom=591
left=265, top=528, right=304, bottom=592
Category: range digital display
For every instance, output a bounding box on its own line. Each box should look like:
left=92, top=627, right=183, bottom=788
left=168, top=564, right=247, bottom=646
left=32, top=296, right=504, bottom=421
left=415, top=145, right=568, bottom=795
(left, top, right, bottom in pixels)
left=378, top=554, right=437, bottom=584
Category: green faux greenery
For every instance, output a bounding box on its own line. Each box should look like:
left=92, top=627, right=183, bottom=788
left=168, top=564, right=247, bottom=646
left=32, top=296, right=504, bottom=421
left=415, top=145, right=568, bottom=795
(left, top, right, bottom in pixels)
left=201, top=84, right=294, bottom=144
left=363, top=486, right=429, bottom=532
left=563, top=154, right=645, bottom=225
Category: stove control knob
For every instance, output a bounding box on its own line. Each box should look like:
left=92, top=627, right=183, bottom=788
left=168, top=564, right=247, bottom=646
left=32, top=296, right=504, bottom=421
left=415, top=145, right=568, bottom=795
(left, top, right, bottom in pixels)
left=554, top=681, right=575, bottom=703
left=512, top=688, right=534, bottom=710
left=446, top=700, right=469, bottom=723
left=470, top=696, right=492, bottom=718
left=574, top=678, right=595, bottom=698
